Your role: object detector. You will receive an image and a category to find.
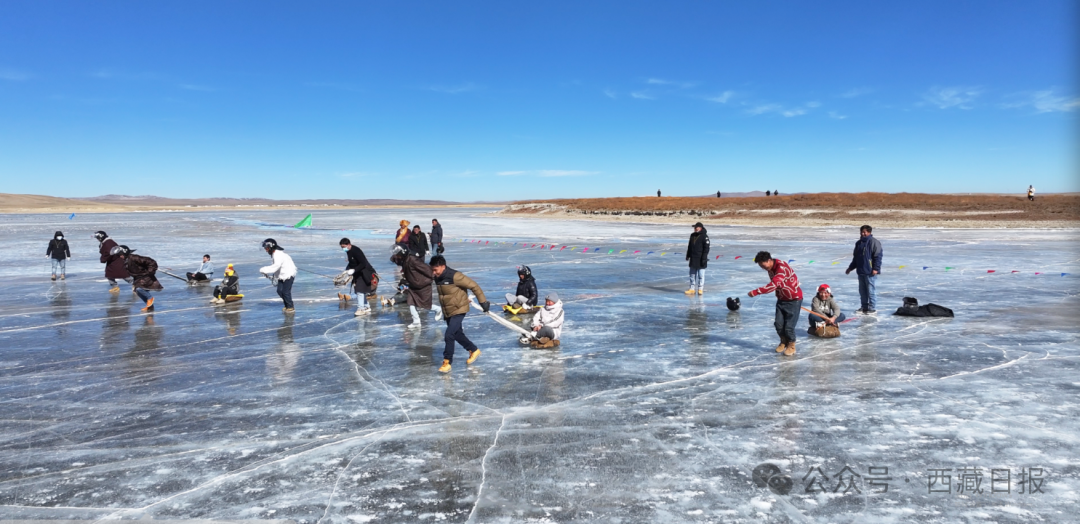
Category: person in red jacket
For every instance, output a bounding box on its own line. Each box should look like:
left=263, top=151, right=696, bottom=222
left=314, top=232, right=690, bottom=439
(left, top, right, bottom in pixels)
left=748, top=251, right=804, bottom=356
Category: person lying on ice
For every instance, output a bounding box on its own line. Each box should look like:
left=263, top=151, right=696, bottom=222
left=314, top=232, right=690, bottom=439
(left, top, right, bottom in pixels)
left=530, top=292, right=564, bottom=348
left=504, top=265, right=538, bottom=311
left=212, top=264, right=240, bottom=304
left=187, top=254, right=215, bottom=283
left=390, top=245, right=434, bottom=329
left=747, top=251, right=803, bottom=356
left=339, top=238, right=376, bottom=316
left=430, top=255, right=489, bottom=373
left=114, top=245, right=163, bottom=311
left=807, top=283, right=845, bottom=333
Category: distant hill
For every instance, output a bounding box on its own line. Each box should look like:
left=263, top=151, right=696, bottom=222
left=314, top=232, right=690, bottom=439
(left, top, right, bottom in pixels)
left=80, top=195, right=467, bottom=207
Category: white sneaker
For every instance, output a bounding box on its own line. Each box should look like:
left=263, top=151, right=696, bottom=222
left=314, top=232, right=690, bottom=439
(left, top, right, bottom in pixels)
left=355, top=307, right=371, bottom=317
left=407, top=321, right=422, bottom=329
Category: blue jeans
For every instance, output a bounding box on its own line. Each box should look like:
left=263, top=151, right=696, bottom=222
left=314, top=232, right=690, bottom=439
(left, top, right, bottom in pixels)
left=443, top=314, right=478, bottom=362
left=808, top=312, right=846, bottom=327
left=135, top=288, right=153, bottom=304
left=775, top=298, right=803, bottom=342
left=51, top=258, right=66, bottom=276
left=857, top=274, right=877, bottom=311
left=688, top=268, right=704, bottom=291
left=277, top=277, right=295, bottom=309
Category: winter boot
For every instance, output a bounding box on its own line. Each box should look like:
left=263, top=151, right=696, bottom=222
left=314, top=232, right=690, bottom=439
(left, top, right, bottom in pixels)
left=284, top=307, right=295, bottom=313
left=783, top=340, right=796, bottom=356
left=109, top=286, right=120, bottom=294
left=439, top=359, right=452, bottom=373
left=697, top=289, right=704, bottom=295
left=51, top=274, right=56, bottom=281
left=684, top=289, right=696, bottom=295
left=60, top=274, right=65, bottom=280
left=775, top=339, right=788, bottom=353
left=467, top=349, right=481, bottom=364
left=141, top=297, right=155, bottom=311
left=355, top=306, right=370, bottom=317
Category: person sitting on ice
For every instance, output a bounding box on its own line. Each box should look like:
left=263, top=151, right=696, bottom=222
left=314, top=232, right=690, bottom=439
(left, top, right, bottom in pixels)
left=530, top=292, right=565, bottom=348
left=187, top=254, right=215, bottom=282
left=807, top=284, right=845, bottom=334
left=504, top=265, right=538, bottom=311
left=212, top=264, right=240, bottom=304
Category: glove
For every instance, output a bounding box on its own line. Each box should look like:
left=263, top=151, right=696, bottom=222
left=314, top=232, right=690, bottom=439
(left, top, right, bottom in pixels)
left=346, top=269, right=355, bottom=275
left=480, top=301, right=490, bottom=313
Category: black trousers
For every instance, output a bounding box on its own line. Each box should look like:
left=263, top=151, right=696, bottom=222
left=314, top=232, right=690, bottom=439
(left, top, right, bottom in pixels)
left=443, top=314, right=478, bottom=362
left=187, top=272, right=208, bottom=282
left=775, top=298, right=803, bottom=342
left=277, top=277, right=294, bottom=309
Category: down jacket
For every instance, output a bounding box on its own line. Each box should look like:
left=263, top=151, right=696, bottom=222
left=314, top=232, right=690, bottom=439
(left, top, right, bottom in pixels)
left=686, top=227, right=711, bottom=270
left=125, top=254, right=163, bottom=291
left=749, top=259, right=803, bottom=301
left=434, top=267, right=487, bottom=318
left=430, top=223, right=443, bottom=246
left=99, top=238, right=130, bottom=280
left=847, top=235, right=883, bottom=276
left=515, top=276, right=539, bottom=307
left=401, top=255, right=434, bottom=310
left=47, top=238, right=70, bottom=260
left=531, top=299, right=565, bottom=339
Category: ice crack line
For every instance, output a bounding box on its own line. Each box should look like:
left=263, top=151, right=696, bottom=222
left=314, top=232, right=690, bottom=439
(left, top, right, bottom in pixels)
left=467, top=413, right=508, bottom=524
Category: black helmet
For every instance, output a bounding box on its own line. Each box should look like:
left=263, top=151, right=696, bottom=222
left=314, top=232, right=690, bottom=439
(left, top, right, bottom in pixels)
left=517, top=265, right=532, bottom=278
left=93, top=231, right=107, bottom=242
left=726, top=297, right=741, bottom=311
left=110, top=245, right=132, bottom=256
left=262, top=238, right=280, bottom=251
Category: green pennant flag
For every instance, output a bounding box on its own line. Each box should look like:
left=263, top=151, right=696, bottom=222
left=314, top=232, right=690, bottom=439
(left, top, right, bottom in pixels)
left=294, top=214, right=312, bottom=228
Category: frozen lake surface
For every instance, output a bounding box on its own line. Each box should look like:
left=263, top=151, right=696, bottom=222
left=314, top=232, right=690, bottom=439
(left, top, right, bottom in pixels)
left=1, top=209, right=1078, bottom=523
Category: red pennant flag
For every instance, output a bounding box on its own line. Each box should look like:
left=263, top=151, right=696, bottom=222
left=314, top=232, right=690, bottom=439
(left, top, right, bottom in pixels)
left=485, top=240, right=489, bottom=245
left=560, top=246, right=566, bottom=251
left=734, top=256, right=742, bottom=260
left=987, top=270, right=996, bottom=273
left=1011, top=270, right=1019, bottom=273
left=530, top=244, right=536, bottom=248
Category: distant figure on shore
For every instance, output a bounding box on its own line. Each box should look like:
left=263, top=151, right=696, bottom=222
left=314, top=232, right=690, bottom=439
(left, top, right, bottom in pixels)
left=657, top=189, right=661, bottom=197
left=774, top=189, right=779, bottom=196
left=716, top=191, right=721, bottom=198
left=1028, top=185, right=1035, bottom=201
left=766, top=190, right=771, bottom=196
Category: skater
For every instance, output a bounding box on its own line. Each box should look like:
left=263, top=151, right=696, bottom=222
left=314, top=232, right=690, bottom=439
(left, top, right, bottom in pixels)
left=531, top=291, right=565, bottom=348
left=409, top=225, right=429, bottom=258
left=430, top=219, right=445, bottom=254
left=95, top=231, right=131, bottom=293
left=114, top=245, right=163, bottom=311
left=186, top=254, right=215, bottom=282
left=807, top=284, right=845, bottom=332
left=46, top=231, right=70, bottom=281
left=259, top=238, right=298, bottom=313
left=212, top=264, right=240, bottom=303
left=845, top=225, right=882, bottom=314
left=339, top=238, right=377, bottom=316
left=391, top=245, right=434, bottom=328
left=430, top=255, right=489, bottom=373
left=747, top=251, right=803, bottom=356
left=685, top=222, right=710, bottom=295
left=394, top=220, right=411, bottom=248
left=504, top=265, right=538, bottom=310
left=1028, top=185, right=1035, bottom=201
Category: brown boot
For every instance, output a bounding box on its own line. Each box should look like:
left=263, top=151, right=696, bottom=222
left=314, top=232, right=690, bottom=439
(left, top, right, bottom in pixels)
left=783, top=340, right=796, bottom=356
left=438, top=359, right=451, bottom=373
left=775, top=339, right=787, bottom=353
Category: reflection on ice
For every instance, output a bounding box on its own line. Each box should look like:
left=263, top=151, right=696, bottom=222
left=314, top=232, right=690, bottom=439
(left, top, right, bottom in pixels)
left=0, top=209, right=1077, bottom=522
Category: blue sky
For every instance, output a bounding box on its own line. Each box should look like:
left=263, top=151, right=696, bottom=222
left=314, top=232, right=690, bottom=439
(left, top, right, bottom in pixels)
left=0, top=1, right=1076, bottom=201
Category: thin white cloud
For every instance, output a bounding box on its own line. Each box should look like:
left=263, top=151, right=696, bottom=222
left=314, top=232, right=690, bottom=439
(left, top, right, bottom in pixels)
left=746, top=104, right=782, bottom=115
left=1002, top=89, right=1080, bottom=114
left=602, top=88, right=617, bottom=99
left=746, top=101, right=816, bottom=117
left=840, top=87, right=873, bottom=98
left=646, top=78, right=697, bottom=89
left=426, top=82, right=481, bottom=94
left=0, top=68, right=31, bottom=81
left=922, top=85, right=982, bottom=109
left=828, top=111, right=848, bottom=120
left=781, top=108, right=806, bottom=117
left=630, top=91, right=654, bottom=100
left=179, top=84, right=216, bottom=92
left=706, top=91, right=735, bottom=104
left=806, top=101, right=822, bottom=108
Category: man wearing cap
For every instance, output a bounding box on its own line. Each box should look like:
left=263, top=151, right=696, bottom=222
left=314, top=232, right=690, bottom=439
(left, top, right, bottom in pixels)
left=808, top=284, right=845, bottom=332
left=685, top=222, right=710, bottom=295
left=531, top=292, right=565, bottom=347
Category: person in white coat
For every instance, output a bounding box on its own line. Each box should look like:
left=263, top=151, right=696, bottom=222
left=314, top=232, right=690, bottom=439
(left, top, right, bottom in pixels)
left=531, top=291, right=565, bottom=342
left=259, top=238, right=298, bottom=312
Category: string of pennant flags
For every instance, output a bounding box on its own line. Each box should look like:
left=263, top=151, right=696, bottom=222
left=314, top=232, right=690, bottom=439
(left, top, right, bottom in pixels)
left=448, top=237, right=1071, bottom=277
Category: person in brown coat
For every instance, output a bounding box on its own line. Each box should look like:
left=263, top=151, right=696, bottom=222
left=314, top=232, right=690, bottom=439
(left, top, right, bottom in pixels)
left=94, top=231, right=131, bottom=293
left=113, top=245, right=163, bottom=311
left=430, top=255, right=489, bottom=373
left=391, top=245, right=433, bottom=328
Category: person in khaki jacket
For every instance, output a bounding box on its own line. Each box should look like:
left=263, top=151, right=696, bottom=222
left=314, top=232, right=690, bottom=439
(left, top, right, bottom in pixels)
left=430, top=255, right=490, bottom=373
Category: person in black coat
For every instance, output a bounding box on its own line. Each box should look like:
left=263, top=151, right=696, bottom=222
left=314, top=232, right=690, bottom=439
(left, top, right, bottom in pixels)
left=94, top=231, right=130, bottom=292
left=685, top=222, right=710, bottom=295
left=409, top=225, right=428, bottom=258
left=46, top=231, right=70, bottom=281
left=430, top=219, right=444, bottom=254
left=505, top=265, right=539, bottom=308
left=339, top=238, right=378, bottom=315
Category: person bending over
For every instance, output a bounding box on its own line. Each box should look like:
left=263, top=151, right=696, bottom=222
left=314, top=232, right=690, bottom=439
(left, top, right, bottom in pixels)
left=747, top=251, right=803, bottom=356
left=505, top=265, right=538, bottom=309
left=391, top=245, right=434, bottom=328
left=114, top=245, right=163, bottom=311
left=95, top=231, right=131, bottom=292
left=531, top=292, right=565, bottom=348
left=431, top=255, right=489, bottom=373
left=187, top=254, right=215, bottom=282
left=339, top=238, right=377, bottom=316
